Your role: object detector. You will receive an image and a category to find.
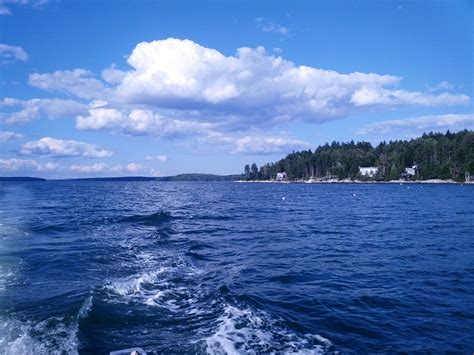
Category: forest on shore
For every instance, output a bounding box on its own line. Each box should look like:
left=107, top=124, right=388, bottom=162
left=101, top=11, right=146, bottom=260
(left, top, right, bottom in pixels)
left=242, top=130, right=474, bottom=182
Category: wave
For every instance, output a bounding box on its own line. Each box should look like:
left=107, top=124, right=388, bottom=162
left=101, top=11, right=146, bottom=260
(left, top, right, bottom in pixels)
left=204, top=304, right=333, bottom=354
left=0, top=296, right=92, bottom=355
left=120, top=211, right=173, bottom=225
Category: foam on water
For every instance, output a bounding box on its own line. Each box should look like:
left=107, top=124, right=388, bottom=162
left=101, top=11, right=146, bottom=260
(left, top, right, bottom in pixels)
left=204, top=304, right=332, bottom=355
left=104, top=255, right=202, bottom=312
left=0, top=296, right=92, bottom=355
left=0, top=264, right=14, bottom=292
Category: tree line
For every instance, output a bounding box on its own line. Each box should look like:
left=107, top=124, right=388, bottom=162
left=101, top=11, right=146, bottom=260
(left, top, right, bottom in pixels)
left=242, top=130, right=474, bottom=181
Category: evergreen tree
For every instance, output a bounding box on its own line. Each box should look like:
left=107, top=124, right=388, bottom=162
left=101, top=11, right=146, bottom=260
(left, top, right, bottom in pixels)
left=250, top=163, right=258, bottom=180
left=242, top=130, right=474, bottom=182
left=244, top=164, right=251, bottom=180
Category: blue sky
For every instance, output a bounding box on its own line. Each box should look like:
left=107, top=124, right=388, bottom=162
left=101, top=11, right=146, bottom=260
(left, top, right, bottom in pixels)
left=0, top=0, right=472, bottom=178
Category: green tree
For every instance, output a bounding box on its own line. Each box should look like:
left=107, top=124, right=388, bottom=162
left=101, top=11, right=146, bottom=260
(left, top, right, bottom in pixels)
left=250, top=163, right=258, bottom=180
left=244, top=164, right=250, bottom=180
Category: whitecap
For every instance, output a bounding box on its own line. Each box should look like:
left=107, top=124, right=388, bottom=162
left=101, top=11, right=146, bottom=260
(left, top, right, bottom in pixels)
left=0, top=296, right=93, bottom=355
left=204, top=304, right=332, bottom=355
left=104, top=255, right=202, bottom=312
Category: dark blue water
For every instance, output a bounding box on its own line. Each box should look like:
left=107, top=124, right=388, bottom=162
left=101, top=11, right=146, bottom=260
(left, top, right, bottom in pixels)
left=0, top=181, right=473, bottom=354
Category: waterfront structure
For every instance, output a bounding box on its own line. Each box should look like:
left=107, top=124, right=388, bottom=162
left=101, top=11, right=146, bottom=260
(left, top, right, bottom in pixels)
left=276, top=172, right=288, bottom=181
left=401, top=165, right=418, bottom=180
left=466, top=172, right=474, bottom=183
left=405, top=167, right=416, bottom=177
left=359, top=167, right=378, bottom=177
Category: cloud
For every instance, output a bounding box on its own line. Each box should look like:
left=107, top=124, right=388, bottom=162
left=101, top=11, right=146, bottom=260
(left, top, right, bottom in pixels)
left=0, top=6, right=11, bottom=15
left=112, top=163, right=150, bottom=174
left=70, top=162, right=155, bottom=175
left=21, top=137, right=113, bottom=158
left=26, top=39, right=470, bottom=133
left=77, top=106, right=311, bottom=154
left=436, top=81, right=455, bottom=90
left=427, top=81, right=456, bottom=93
left=126, top=163, right=143, bottom=172
left=256, top=18, right=289, bottom=36
left=0, top=43, right=28, bottom=62
left=199, top=130, right=310, bottom=154
left=0, top=130, right=23, bottom=143
left=28, top=69, right=109, bottom=100
left=76, top=107, right=213, bottom=137
left=350, top=88, right=467, bottom=107
left=112, top=39, right=468, bottom=124
left=356, top=114, right=474, bottom=135
left=0, top=0, right=49, bottom=15
left=102, top=64, right=128, bottom=84
left=0, top=158, right=59, bottom=172
left=70, top=163, right=106, bottom=173
left=0, top=98, right=88, bottom=123
left=145, top=155, right=167, bottom=162
left=231, top=135, right=309, bottom=154
left=13, top=38, right=471, bottom=154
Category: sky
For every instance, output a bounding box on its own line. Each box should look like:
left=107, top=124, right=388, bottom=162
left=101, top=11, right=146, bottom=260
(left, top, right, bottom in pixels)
left=0, top=0, right=472, bottom=178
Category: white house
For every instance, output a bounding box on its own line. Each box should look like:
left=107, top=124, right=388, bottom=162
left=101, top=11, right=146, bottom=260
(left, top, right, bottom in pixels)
left=359, top=167, right=378, bottom=177
left=276, top=172, right=288, bottom=181
left=405, top=167, right=416, bottom=177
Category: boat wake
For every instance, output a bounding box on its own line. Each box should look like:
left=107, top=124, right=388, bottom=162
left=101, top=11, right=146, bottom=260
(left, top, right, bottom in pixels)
left=203, top=304, right=333, bottom=354
left=0, top=296, right=92, bottom=355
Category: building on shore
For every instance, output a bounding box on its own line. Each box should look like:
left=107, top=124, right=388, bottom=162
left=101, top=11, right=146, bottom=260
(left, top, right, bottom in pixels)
left=466, top=172, right=474, bottom=183
left=359, top=166, right=378, bottom=177
left=401, top=165, right=418, bottom=180
left=276, top=172, right=288, bottom=181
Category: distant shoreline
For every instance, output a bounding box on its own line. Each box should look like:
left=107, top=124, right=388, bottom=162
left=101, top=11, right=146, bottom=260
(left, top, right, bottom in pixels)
left=238, top=179, right=473, bottom=184
left=1, top=176, right=472, bottom=184
left=0, top=173, right=240, bottom=182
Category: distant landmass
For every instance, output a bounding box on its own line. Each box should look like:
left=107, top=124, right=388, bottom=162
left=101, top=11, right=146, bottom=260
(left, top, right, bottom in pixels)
left=242, top=130, right=474, bottom=182
left=0, top=174, right=241, bottom=182
left=0, top=177, right=47, bottom=182
left=156, top=173, right=240, bottom=181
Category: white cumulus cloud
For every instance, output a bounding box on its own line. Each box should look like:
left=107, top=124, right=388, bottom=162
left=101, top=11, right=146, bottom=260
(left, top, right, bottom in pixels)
left=126, top=163, right=143, bottom=172
left=199, top=131, right=310, bottom=154
left=0, top=158, right=59, bottom=172
left=30, top=38, right=469, bottom=131
left=7, top=38, right=470, bottom=155
left=76, top=107, right=213, bottom=137
left=0, top=130, right=23, bottom=143
left=0, top=43, right=28, bottom=62
left=70, top=162, right=152, bottom=175
left=70, top=163, right=107, bottom=173
left=21, top=137, right=113, bottom=158
left=231, top=135, right=309, bottom=154
left=350, top=88, right=467, bottom=107
left=102, top=64, right=128, bottom=84
left=115, top=39, right=468, bottom=118
left=0, top=98, right=88, bottom=124
left=145, top=155, right=167, bottom=162
left=356, top=114, right=474, bottom=135
left=28, top=69, right=110, bottom=100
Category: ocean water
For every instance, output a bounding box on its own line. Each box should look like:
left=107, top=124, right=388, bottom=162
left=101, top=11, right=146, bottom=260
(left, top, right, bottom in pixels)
left=0, top=181, right=473, bottom=354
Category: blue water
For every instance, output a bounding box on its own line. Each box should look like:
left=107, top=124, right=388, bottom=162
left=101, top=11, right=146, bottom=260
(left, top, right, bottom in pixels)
left=0, top=181, right=473, bottom=354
